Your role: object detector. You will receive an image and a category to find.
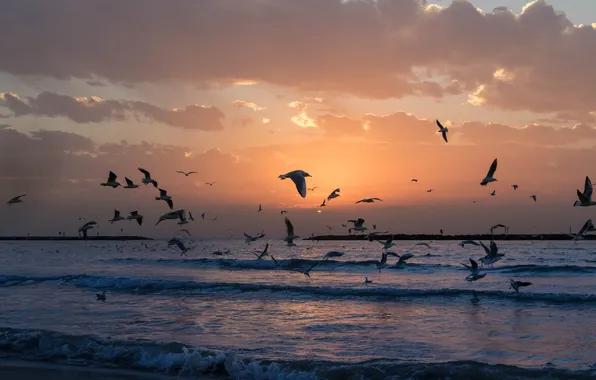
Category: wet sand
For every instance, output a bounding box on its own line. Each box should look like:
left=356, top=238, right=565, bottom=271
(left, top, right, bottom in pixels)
left=0, top=359, right=185, bottom=380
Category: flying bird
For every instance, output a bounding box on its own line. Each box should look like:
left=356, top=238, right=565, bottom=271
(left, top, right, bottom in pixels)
left=7, top=194, right=26, bottom=206
left=436, top=120, right=448, bottom=143
left=138, top=168, right=158, bottom=188
left=123, top=177, right=139, bottom=189
left=323, top=251, right=345, bottom=260
left=327, top=188, right=341, bottom=201
left=573, top=176, right=596, bottom=207
left=490, top=190, right=496, bottom=196
left=201, top=212, right=206, bottom=220
left=156, top=209, right=187, bottom=225
left=512, top=184, right=518, bottom=190
left=308, top=187, right=318, bottom=191
left=411, top=179, right=418, bottom=182
left=101, top=171, right=121, bottom=188
left=155, top=189, right=174, bottom=209
left=280, top=210, right=288, bottom=215
left=480, top=158, right=498, bottom=186
left=509, top=279, right=532, bottom=294
left=427, top=189, right=433, bottom=193
left=244, top=231, right=265, bottom=244
left=177, top=171, right=197, bottom=176
left=296, top=263, right=318, bottom=278
left=355, top=198, right=382, bottom=204
left=252, top=243, right=270, bottom=260
left=530, top=195, right=537, bottom=202
left=258, top=204, right=262, bottom=212
left=278, top=170, right=311, bottom=198
left=319, top=199, right=326, bottom=207
left=347, top=218, right=367, bottom=233
left=567, top=219, right=594, bottom=241
left=109, top=210, right=125, bottom=224
left=284, top=216, right=300, bottom=246
left=78, top=220, right=97, bottom=239
left=458, top=240, right=481, bottom=248
left=378, top=236, right=394, bottom=250
left=126, top=211, right=144, bottom=226
left=168, top=237, right=191, bottom=256
left=205, top=181, right=217, bottom=186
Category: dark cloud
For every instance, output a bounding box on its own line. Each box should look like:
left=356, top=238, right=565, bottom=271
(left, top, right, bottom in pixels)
left=0, top=1, right=593, bottom=120
left=0, top=92, right=225, bottom=130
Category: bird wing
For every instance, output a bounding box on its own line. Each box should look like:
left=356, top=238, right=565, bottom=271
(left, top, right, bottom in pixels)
left=470, top=258, right=478, bottom=271
left=372, top=198, right=382, bottom=201
left=490, top=241, right=498, bottom=257
left=578, top=219, right=592, bottom=235
left=577, top=189, right=589, bottom=204
left=138, top=168, right=150, bottom=178
left=176, top=171, right=185, bottom=174
left=355, top=199, right=363, bottom=204
left=479, top=241, right=491, bottom=256
left=285, top=217, right=295, bottom=236
left=584, top=176, right=593, bottom=200
left=130, top=211, right=138, bottom=216
left=165, top=198, right=174, bottom=209
left=125, top=177, right=134, bottom=186
left=159, top=189, right=167, bottom=196
left=263, top=243, right=269, bottom=254
left=436, top=119, right=444, bottom=131
left=108, top=171, right=117, bottom=182
left=442, top=131, right=448, bottom=143
left=189, top=211, right=194, bottom=221
left=136, top=216, right=143, bottom=226
left=289, top=172, right=307, bottom=198
left=114, top=210, right=120, bottom=218
left=486, top=158, right=498, bottom=178
left=188, top=171, right=197, bottom=175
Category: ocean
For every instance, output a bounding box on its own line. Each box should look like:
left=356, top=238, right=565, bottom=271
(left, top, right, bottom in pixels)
left=1, top=239, right=595, bottom=379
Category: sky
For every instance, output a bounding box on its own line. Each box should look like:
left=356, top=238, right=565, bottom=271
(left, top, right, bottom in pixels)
left=1, top=0, right=596, bottom=238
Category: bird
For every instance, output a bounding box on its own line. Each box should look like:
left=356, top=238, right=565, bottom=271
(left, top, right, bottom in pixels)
left=168, top=237, right=191, bottom=256
left=126, top=211, right=143, bottom=226
left=509, top=279, right=532, bottom=294
left=376, top=251, right=389, bottom=272
left=109, top=210, right=125, bottom=224
left=138, top=168, right=158, bottom=188
left=411, top=179, right=418, bottom=182
left=78, top=221, right=97, bottom=239
left=480, top=158, right=498, bottom=186
left=205, top=181, right=217, bottom=186
left=278, top=170, right=311, bottom=198
left=176, top=228, right=191, bottom=236
left=512, top=184, right=519, bottom=190
left=284, top=216, right=300, bottom=246
left=294, top=263, right=317, bottom=278
left=490, top=190, right=496, bottom=196
left=323, top=251, right=344, bottom=260
left=347, top=218, right=367, bottom=233
left=201, top=212, right=206, bottom=220
left=156, top=209, right=187, bottom=225
left=123, top=177, right=139, bottom=189
left=252, top=243, right=269, bottom=260
left=308, top=187, right=318, bottom=191
left=459, top=240, right=481, bottom=248
left=573, top=176, right=596, bottom=207
left=378, top=236, right=394, bottom=250
left=413, top=242, right=431, bottom=249
left=155, top=189, right=173, bottom=209
left=177, top=171, right=197, bottom=176
left=325, top=225, right=332, bottom=230
left=567, top=219, right=594, bottom=241
left=211, top=248, right=230, bottom=256
left=461, top=258, right=481, bottom=276
left=7, top=194, right=26, bottom=206
left=244, top=231, right=265, bottom=244
left=373, top=224, right=377, bottom=230
left=355, top=198, right=382, bottom=204
left=258, top=204, right=262, bottom=212
left=319, top=199, right=326, bottom=207
left=364, top=277, right=373, bottom=284
left=530, top=195, right=537, bottom=202
left=395, top=252, right=414, bottom=266
left=479, top=240, right=505, bottom=267
left=280, top=210, right=288, bottom=215
left=427, top=189, right=433, bottom=193
left=96, top=291, right=106, bottom=302
left=436, top=120, right=448, bottom=143
left=101, top=171, right=121, bottom=188
left=327, top=188, right=341, bottom=201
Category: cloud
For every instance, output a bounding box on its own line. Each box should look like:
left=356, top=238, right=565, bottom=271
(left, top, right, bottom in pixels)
left=1, top=1, right=594, bottom=120
left=288, top=101, right=317, bottom=128
left=231, top=100, right=265, bottom=111
left=0, top=92, right=225, bottom=130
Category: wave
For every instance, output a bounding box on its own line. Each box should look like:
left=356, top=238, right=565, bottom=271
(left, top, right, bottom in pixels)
left=1, top=273, right=595, bottom=304
left=105, top=257, right=596, bottom=277
left=0, top=327, right=593, bottom=380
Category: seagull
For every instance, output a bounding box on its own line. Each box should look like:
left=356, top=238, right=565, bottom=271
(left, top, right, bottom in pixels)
left=109, top=210, right=125, bottom=223
left=373, top=224, right=377, bottom=230
left=270, top=255, right=281, bottom=268
left=252, top=243, right=269, bottom=259
left=395, top=252, right=414, bottom=266
left=459, top=240, right=481, bottom=248
left=244, top=231, right=265, bottom=244
left=479, top=240, right=505, bottom=267
left=138, top=168, right=158, bottom=188
left=280, top=210, right=288, bottom=215
left=96, top=291, right=106, bottom=302
left=284, top=216, right=300, bottom=246
left=278, top=170, right=311, bottom=198
left=126, top=211, right=143, bottom=226
left=123, top=177, right=139, bottom=189
left=205, top=181, right=217, bottom=186
left=347, top=218, right=367, bottom=233
left=177, top=171, right=197, bottom=176
left=355, top=198, right=382, bottom=204
left=168, top=237, right=191, bottom=256
left=176, top=228, right=191, bottom=236
left=156, top=209, right=187, bottom=225
left=7, top=194, right=26, bottom=206
left=364, top=277, right=373, bottom=284
left=296, top=263, right=317, bottom=278
left=509, top=279, right=532, bottom=294
left=378, top=236, right=394, bottom=250
left=512, top=184, right=518, bottom=190
left=155, top=189, right=173, bottom=209
left=319, top=199, right=326, bottom=207
left=530, top=195, right=537, bottom=202
left=308, top=187, right=318, bottom=191
left=376, top=252, right=389, bottom=272
left=490, top=190, right=496, bottom=196
left=427, top=189, right=433, bottom=193
left=78, top=220, right=97, bottom=239
left=567, top=219, right=594, bottom=241
left=461, top=258, right=481, bottom=276
left=574, top=176, right=596, bottom=207
left=325, top=225, right=332, bottom=230
left=413, top=242, right=431, bottom=249
left=480, top=158, right=498, bottom=186
left=323, top=251, right=344, bottom=260
left=411, top=179, right=418, bottom=182
left=436, top=120, right=448, bottom=143
left=211, top=248, right=230, bottom=256
left=188, top=211, right=194, bottom=222
left=258, top=204, right=262, bottom=212
left=327, top=188, right=341, bottom=201
left=101, top=171, right=121, bottom=188
left=201, top=212, right=206, bottom=220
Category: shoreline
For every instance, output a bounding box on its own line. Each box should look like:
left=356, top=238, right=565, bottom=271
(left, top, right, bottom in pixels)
left=307, top=233, right=588, bottom=241
left=0, top=236, right=152, bottom=241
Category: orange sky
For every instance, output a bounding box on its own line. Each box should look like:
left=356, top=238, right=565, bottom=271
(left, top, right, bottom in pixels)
left=0, top=0, right=595, bottom=237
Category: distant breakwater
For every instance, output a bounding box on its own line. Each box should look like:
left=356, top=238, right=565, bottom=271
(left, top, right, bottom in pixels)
left=307, top=234, right=590, bottom=241
left=0, top=236, right=153, bottom=241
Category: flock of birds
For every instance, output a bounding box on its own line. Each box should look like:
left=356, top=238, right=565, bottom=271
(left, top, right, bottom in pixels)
left=6, top=119, right=596, bottom=301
